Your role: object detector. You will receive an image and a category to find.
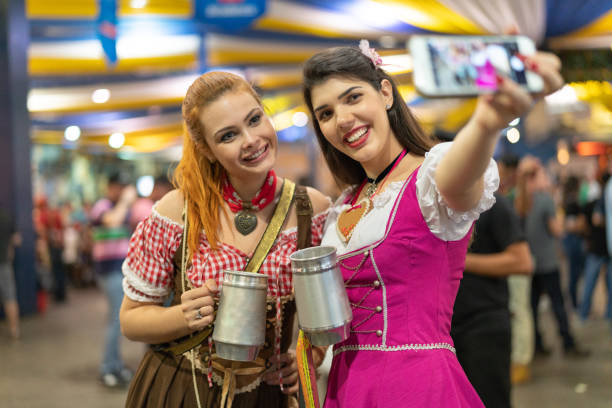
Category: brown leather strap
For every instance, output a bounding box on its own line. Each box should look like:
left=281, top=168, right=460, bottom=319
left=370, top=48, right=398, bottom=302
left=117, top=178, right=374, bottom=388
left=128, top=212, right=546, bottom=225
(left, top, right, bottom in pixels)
left=295, top=185, right=313, bottom=250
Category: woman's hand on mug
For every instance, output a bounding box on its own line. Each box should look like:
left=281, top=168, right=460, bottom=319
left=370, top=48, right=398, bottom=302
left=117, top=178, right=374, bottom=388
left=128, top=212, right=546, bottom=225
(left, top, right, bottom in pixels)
left=471, top=50, right=563, bottom=136
left=263, top=350, right=299, bottom=394
left=180, top=279, right=218, bottom=331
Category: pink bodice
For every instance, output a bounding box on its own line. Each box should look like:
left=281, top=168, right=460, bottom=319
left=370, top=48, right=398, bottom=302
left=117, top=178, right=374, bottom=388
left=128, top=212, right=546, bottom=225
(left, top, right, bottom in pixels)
left=324, top=174, right=483, bottom=408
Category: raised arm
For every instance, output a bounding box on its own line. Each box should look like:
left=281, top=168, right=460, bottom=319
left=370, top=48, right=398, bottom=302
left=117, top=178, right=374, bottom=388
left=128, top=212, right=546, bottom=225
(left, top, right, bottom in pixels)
left=435, top=52, right=563, bottom=212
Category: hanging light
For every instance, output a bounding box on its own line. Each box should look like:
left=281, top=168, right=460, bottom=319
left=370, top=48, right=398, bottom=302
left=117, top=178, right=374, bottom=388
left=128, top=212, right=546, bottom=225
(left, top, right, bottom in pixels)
left=109, top=132, right=125, bottom=149
left=91, top=88, right=111, bottom=104
left=64, top=125, right=81, bottom=141
left=130, top=0, right=147, bottom=8
left=292, top=111, right=308, bottom=127
left=506, top=128, right=520, bottom=144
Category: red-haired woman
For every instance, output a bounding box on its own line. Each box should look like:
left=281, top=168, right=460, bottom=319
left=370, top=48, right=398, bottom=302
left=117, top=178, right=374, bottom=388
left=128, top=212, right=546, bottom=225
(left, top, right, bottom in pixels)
left=119, top=72, right=330, bottom=407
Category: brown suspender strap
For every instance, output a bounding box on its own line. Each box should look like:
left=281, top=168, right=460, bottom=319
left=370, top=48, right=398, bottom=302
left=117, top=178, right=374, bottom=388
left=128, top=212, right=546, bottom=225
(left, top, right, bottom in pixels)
left=244, top=179, right=295, bottom=272
left=294, top=185, right=313, bottom=250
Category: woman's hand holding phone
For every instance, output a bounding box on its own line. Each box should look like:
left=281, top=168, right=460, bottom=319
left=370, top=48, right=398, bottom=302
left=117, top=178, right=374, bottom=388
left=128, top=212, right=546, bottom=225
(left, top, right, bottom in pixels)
left=410, top=35, right=549, bottom=98
left=471, top=50, right=563, bottom=136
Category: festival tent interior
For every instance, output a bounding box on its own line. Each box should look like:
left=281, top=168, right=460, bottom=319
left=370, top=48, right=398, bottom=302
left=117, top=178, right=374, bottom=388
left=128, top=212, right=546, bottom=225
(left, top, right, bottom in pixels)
left=19, top=0, right=612, bottom=201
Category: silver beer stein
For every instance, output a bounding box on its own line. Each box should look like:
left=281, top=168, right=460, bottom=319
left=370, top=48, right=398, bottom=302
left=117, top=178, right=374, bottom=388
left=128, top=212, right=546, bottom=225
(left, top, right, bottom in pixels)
left=290, top=246, right=353, bottom=346
left=212, top=270, right=269, bottom=361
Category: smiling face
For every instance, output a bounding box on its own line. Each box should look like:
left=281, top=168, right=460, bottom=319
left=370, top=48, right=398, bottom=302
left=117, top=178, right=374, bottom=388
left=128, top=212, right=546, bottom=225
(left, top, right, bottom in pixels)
left=199, top=90, right=277, bottom=183
left=310, top=76, right=402, bottom=176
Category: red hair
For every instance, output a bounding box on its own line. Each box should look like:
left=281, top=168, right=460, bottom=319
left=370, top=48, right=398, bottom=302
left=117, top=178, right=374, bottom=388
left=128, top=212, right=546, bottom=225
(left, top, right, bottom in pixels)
left=173, top=72, right=262, bottom=256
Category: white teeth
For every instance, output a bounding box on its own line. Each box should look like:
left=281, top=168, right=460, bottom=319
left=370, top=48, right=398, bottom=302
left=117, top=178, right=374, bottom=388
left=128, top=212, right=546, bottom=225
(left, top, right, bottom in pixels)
left=245, top=146, right=266, bottom=161
left=346, top=127, right=368, bottom=143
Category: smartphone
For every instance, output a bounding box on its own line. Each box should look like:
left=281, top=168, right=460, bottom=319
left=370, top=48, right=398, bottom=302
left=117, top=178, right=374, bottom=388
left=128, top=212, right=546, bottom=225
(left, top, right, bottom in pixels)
left=409, top=35, right=543, bottom=98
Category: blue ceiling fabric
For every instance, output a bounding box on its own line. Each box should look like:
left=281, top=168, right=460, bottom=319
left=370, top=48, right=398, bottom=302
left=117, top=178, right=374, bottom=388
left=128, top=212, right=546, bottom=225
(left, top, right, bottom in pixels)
left=545, top=0, right=612, bottom=37
left=30, top=107, right=182, bottom=128
left=195, top=0, right=267, bottom=32
left=30, top=17, right=199, bottom=42
left=96, top=0, right=118, bottom=65
left=24, top=0, right=612, bottom=150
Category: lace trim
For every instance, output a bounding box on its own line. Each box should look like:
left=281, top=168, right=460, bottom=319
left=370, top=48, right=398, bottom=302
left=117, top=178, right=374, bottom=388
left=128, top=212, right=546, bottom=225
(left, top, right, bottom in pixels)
left=333, top=342, right=456, bottom=356
left=371, top=180, right=404, bottom=209
left=417, top=142, right=499, bottom=240
left=122, top=280, right=164, bottom=303
left=122, top=261, right=170, bottom=299
left=184, top=348, right=264, bottom=395
left=151, top=204, right=184, bottom=228
left=212, top=371, right=263, bottom=394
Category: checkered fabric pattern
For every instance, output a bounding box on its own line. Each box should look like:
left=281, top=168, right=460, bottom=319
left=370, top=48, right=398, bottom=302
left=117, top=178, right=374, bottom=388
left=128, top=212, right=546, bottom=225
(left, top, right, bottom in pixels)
left=124, top=209, right=327, bottom=302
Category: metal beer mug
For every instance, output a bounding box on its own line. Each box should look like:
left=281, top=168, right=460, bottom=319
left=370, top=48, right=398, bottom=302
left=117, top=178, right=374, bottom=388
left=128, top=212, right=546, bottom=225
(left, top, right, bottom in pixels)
left=290, top=246, right=353, bottom=346
left=212, top=270, right=269, bottom=361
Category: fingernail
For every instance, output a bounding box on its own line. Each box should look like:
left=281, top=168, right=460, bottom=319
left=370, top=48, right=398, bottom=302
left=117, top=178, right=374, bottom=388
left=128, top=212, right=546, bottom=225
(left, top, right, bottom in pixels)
left=496, top=74, right=505, bottom=86
left=515, top=53, right=528, bottom=63
left=527, top=61, right=539, bottom=72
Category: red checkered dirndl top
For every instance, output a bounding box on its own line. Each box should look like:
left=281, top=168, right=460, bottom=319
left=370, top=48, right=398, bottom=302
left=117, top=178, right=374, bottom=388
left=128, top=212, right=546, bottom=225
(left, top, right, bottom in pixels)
left=122, top=206, right=328, bottom=303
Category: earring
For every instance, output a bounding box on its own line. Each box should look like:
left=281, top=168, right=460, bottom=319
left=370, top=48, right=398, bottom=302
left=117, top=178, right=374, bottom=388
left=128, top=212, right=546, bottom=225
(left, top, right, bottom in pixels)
left=385, top=104, right=391, bottom=110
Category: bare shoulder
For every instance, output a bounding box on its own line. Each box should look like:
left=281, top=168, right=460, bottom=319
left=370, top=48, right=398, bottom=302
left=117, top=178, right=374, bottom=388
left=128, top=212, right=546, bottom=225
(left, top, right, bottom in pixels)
left=305, top=186, right=332, bottom=215
left=155, top=189, right=185, bottom=224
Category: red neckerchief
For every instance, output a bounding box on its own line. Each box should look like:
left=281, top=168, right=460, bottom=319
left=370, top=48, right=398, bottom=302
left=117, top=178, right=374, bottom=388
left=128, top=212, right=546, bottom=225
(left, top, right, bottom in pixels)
left=222, top=170, right=277, bottom=213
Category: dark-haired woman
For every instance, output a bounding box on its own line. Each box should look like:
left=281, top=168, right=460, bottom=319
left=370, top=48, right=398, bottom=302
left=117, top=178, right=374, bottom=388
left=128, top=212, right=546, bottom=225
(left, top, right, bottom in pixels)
left=302, top=43, right=563, bottom=407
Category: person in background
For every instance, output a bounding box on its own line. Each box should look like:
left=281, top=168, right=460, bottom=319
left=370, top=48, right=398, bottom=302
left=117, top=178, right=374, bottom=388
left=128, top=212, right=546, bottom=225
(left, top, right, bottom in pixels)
left=561, top=175, right=586, bottom=310
left=498, top=153, right=519, bottom=200
left=129, top=176, right=173, bottom=230
left=36, top=199, right=66, bottom=303
left=515, top=157, right=589, bottom=358
left=498, top=152, right=535, bottom=383
left=0, top=206, right=22, bottom=340
left=451, top=191, right=533, bottom=408
left=90, top=173, right=138, bottom=388
left=605, top=170, right=612, bottom=333
left=62, top=203, right=83, bottom=288
left=579, top=174, right=611, bottom=327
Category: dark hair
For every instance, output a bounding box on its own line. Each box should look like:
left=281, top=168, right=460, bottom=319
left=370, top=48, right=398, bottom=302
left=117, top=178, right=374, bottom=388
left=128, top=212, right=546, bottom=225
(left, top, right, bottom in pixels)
left=498, top=152, right=519, bottom=169
left=433, top=128, right=456, bottom=143
left=562, top=175, right=580, bottom=207
left=303, top=46, right=431, bottom=186
left=108, top=171, right=129, bottom=186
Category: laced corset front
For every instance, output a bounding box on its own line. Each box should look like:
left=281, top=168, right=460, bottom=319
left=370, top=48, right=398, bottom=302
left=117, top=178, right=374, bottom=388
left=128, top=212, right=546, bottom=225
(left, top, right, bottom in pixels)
left=330, top=174, right=472, bottom=356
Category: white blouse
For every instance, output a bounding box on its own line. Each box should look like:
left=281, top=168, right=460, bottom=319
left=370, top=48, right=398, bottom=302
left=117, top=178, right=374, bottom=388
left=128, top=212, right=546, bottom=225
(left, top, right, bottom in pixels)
left=321, top=142, right=499, bottom=256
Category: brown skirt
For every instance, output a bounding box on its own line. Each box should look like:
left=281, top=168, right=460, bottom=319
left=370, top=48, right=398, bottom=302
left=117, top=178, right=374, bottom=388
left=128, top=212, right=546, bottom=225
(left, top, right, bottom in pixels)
left=125, top=349, right=290, bottom=408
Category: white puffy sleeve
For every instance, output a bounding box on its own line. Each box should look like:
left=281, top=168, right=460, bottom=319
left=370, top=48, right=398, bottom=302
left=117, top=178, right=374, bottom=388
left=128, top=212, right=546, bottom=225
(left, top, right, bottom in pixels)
left=415, top=142, right=499, bottom=241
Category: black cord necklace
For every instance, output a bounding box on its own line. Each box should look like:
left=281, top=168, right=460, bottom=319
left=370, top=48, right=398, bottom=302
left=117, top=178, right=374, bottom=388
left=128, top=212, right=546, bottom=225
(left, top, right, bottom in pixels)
left=364, top=149, right=406, bottom=197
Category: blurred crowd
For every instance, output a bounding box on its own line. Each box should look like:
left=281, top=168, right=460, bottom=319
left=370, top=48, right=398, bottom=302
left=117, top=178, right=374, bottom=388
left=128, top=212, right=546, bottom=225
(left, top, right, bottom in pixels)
left=499, top=152, right=610, bottom=377
left=30, top=175, right=172, bottom=308
left=2, top=151, right=612, bottom=398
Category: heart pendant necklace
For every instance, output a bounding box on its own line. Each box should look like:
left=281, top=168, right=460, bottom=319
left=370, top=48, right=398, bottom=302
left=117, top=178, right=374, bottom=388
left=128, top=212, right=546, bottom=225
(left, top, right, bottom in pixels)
left=222, top=170, right=277, bottom=236
left=336, top=149, right=407, bottom=243
left=234, top=203, right=258, bottom=235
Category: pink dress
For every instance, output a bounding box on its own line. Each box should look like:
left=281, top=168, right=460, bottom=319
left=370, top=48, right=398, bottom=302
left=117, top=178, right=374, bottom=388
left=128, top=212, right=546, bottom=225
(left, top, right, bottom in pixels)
left=323, top=170, right=486, bottom=407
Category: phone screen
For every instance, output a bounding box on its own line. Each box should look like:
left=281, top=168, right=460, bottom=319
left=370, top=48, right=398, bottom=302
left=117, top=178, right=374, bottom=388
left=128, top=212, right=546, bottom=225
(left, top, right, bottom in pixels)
left=426, top=37, right=528, bottom=93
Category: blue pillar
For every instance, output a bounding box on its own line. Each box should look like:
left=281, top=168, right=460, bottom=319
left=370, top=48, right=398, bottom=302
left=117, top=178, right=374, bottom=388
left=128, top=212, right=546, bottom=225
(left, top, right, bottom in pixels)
left=0, top=0, right=37, bottom=314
